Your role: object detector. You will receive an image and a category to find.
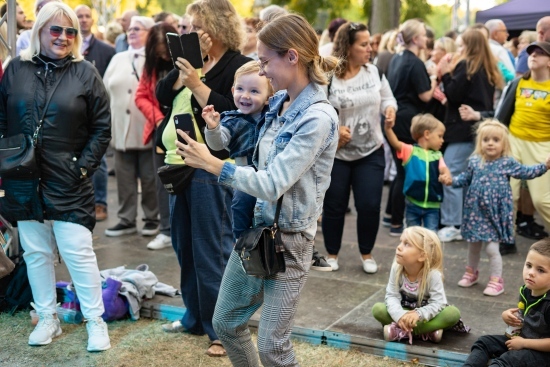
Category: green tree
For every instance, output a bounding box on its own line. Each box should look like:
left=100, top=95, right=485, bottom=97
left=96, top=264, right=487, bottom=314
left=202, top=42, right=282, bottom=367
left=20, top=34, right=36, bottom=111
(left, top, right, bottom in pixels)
left=401, top=0, right=432, bottom=21
left=271, top=0, right=350, bottom=24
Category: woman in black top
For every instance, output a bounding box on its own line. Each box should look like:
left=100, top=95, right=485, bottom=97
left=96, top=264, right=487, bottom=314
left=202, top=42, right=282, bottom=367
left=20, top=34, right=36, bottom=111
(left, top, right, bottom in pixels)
left=384, top=19, right=436, bottom=236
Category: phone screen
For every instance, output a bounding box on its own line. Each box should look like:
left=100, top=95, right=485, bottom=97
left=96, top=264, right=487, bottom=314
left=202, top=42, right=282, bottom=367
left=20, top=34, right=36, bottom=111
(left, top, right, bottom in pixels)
left=166, top=33, right=184, bottom=68
left=174, top=113, right=197, bottom=148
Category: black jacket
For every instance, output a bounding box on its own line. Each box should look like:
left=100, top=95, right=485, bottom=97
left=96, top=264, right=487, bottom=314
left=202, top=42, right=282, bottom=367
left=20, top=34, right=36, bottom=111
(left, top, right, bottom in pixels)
left=0, top=56, right=111, bottom=231
left=83, top=35, right=116, bottom=77
left=519, top=285, right=550, bottom=339
left=155, top=50, right=251, bottom=158
left=441, top=60, right=495, bottom=143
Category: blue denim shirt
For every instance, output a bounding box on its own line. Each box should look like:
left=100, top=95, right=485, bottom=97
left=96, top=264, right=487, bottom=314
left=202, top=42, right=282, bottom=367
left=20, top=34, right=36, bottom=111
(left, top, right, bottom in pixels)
left=204, top=106, right=267, bottom=166
left=219, top=83, right=338, bottom=232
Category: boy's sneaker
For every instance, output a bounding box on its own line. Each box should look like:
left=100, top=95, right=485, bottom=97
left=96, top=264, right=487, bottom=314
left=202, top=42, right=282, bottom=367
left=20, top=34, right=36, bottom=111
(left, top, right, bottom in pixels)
left=86, top=317, right=111, bottom=352
left=28, top=313, right=62, bottom=346
left=326, top=257, right=339, bottom=271
left=517, top=221, right=548, bottom=240
left=499, top=242, right=517, bottom=256
left=382, top=215, right=391, bottom=228
left=420, top=329, right=443, bottom=343
left=105, top=223, right=137, bottom=237
left=311, top=252, right=332, bottom=272
left=383, top=322, right=413, bottom=344
left=142, top=222, right=159, bottom=236
left=437, top=226, right=462, bottom=242
left=457, top=266, right=479, bottom=287
left=389, top=225, right=404, bottom=237
left=147, top=233, right=172, bottom=250
left=162, top=320, right=187, bottom=333
left=483, top=276, right=504, bottom=297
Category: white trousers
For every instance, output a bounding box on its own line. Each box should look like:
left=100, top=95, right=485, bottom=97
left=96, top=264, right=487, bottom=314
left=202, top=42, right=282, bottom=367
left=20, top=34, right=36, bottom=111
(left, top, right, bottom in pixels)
left=18, top=220, right=104, bottom=319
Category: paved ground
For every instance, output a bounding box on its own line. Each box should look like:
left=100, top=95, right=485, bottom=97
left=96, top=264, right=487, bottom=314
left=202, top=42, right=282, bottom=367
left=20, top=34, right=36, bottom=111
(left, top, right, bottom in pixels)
left=52, top=169, right=536, bottom=364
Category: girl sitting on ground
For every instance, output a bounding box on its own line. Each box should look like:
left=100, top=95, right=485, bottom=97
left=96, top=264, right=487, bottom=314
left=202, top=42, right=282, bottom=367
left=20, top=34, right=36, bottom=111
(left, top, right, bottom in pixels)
left=372, top=226, right=462, bottom=344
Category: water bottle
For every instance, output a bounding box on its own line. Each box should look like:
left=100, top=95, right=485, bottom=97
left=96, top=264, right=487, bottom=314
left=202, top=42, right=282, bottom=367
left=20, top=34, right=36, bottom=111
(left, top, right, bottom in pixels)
left=505, top=301, right=525, bottom=338
left=56, top=306, right=83, bottom=324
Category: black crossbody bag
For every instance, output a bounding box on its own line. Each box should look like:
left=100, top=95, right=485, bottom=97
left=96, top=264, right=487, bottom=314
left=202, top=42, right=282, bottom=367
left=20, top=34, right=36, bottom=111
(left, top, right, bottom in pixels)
left=234, top=195, right=286, bottom=277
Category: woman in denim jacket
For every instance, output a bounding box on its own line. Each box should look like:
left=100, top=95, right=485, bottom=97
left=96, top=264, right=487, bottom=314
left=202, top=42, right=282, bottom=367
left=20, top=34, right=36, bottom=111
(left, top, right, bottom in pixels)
left=176, top=14, right=339, bottom=367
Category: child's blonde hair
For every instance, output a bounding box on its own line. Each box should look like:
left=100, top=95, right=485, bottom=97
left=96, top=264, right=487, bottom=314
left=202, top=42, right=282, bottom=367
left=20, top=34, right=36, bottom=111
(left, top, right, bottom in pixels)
left=233, top=60, right=274, bottom=96
left=473, top=119, right=511, bottom=164
left=410, top=113, right=445, bottom=142
left=395, top=226, right=444, bottom=303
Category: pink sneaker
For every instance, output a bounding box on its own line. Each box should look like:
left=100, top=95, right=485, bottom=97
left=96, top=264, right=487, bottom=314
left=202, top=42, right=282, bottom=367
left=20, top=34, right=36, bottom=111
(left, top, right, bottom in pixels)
left=383, top=322, right=413, bottom=344
left=457, top=266, right=479, bottom=287
left=483, top=276, right=504, bottom=296
left=420, top=329, right=443, bottom=343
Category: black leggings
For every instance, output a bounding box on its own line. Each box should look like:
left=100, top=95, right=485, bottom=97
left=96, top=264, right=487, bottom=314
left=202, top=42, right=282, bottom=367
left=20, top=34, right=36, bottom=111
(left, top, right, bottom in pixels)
left=385, top=147, right=405, bottom=226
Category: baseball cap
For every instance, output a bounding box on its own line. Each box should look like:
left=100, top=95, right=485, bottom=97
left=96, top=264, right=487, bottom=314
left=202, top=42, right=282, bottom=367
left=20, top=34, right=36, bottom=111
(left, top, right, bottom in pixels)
left=526, top=41, right=550, bottom=57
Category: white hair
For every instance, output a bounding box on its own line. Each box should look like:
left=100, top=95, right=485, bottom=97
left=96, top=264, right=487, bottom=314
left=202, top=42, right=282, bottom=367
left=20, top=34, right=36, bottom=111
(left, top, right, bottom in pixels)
left=485, top=19, right=504, bottom=34
left=131, top=15, right=155, bottom=30
left=21, top=2, right=83, bottom=62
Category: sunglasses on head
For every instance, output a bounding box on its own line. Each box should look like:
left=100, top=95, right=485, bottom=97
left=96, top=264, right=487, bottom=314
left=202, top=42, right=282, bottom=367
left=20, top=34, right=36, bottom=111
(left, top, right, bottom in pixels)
left=49, top=25, right=78, bottom=39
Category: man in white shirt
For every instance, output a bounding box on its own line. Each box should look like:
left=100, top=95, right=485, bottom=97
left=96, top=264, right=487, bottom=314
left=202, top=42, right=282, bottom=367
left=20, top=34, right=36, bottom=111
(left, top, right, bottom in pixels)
left=485, top=19, right=515, bottom=77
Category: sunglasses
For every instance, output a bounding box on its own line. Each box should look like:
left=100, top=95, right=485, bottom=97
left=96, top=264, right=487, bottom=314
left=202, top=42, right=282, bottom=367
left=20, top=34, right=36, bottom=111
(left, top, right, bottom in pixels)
left=49, top=25, right=78, bottom=39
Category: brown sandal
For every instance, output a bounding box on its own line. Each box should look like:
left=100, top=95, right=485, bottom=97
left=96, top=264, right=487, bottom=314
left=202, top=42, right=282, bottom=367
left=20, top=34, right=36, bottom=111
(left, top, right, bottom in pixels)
left=206, top=340, right=227, bottom=357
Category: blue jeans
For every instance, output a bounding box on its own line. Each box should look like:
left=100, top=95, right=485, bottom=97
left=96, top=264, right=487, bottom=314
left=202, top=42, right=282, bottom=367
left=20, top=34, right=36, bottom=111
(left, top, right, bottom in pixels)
left=232, top=190, right=256, bottom=240
left=322, top=148, right=385, bottom=256
left=169, top=168, right=234, bottom=341
left=92, top=156, right=108, bottom=206
left=440, top=142, right=474, bottom=226
left=405, top=200, right=439, bottom=232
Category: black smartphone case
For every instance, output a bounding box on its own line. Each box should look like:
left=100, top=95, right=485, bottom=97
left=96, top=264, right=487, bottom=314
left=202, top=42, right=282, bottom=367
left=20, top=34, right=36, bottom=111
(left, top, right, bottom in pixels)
left=174, top=113, right=197, bottom=143
left=166, top=33, right=184, bottom=68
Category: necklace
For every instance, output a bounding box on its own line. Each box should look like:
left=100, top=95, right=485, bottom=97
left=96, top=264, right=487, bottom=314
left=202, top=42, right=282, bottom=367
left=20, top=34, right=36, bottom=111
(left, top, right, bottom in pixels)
left=404, top=279, right=419, bottom=293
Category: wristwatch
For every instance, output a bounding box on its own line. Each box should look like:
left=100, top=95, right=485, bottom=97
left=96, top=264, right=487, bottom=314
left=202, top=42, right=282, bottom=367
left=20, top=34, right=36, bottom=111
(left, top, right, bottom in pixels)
left=80, top=167, right=88, bottom=179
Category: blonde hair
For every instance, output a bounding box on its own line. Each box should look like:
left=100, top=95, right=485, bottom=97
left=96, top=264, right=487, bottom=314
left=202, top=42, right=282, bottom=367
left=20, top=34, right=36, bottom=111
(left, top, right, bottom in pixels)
left=257, top=14, right=339, bottom=85
left=397, top=19, right=425, bottom=47
left=410, top=113, right=444, bottom=142
left=187, top=0, right=245, bottom=52
left=395, top=226, right=444, bottom=304
left=379, top=29, right=398, bottom=53
left=20, top=2, right=83, bottom=62
left=233, top=60, right=274, bottom=96
left=473, top=119, right=511, bottom=163
left=434, top=36, right=457, bottom=54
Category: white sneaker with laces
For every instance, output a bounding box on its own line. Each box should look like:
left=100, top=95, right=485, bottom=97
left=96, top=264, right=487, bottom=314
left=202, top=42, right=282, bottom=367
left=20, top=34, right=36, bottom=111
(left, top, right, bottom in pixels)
left=326, top=257, right=339, bottom=271
left=28, top=313, right=62, bottom=346
left=437, top=226, right=463, bottom=242
left=362, top=257, right=378, bottom=274
left=86, top=317, right=111, bottom=352
left=147, top=233, right=172, bottom=250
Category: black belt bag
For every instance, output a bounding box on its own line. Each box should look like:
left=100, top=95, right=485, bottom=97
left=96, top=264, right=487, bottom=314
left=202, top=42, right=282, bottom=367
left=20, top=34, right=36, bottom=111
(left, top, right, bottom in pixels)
left=157, top=164, right=195, bottom=195
left=235, top=196, right=286, bottom=277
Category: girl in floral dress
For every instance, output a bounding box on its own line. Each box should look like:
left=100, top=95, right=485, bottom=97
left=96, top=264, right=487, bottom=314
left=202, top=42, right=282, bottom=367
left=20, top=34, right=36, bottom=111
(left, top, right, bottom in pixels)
left=440, top=120, right=550, bottom=296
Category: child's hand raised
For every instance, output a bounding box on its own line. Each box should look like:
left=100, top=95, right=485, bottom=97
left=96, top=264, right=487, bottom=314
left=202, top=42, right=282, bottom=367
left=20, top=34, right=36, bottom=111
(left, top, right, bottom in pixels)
left=384, top=117, right=395, bottom=129
left=202, top=105, right=220, bottom=130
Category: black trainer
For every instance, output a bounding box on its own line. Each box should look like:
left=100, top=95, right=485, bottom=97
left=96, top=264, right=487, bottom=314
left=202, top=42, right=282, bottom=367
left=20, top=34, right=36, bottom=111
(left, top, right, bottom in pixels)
left=311, top=249, right=332, bottom=272
left=142, top=222, right=159, bottom=236
left=517, top=221, right=548, bottom=240
left=105, top=223, right=137, bottom=237
left=499, top=242, right=518, bottom=256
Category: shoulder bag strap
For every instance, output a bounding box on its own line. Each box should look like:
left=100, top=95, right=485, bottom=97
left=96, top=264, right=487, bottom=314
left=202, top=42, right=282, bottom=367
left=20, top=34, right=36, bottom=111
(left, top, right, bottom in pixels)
left=273, top=195, right=284, bottom=229
left=32, top=65, right=70, bottom=146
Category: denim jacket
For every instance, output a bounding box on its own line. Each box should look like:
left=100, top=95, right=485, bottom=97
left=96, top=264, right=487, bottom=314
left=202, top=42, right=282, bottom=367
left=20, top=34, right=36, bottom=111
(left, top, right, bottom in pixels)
left=219, top=83, right=338, bottom=232
left=204, top=106, right=267, bottom=166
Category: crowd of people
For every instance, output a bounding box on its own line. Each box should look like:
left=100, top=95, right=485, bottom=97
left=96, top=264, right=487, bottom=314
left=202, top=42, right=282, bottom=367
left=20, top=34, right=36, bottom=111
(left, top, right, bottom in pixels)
left=1, top=0, right=550, bottom=365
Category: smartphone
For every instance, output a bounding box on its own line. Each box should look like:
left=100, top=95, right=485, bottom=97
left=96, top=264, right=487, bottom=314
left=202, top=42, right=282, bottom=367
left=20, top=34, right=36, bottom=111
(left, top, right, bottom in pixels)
left=166, top=32, right=184, bottom=68
left=174, top=113, right=196, bottom=147
left=180, top=33, right=204, bottom=69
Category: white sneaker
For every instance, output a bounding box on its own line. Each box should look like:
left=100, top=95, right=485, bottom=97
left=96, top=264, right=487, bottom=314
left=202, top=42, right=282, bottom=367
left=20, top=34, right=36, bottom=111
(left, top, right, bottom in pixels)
left=437, top=226, right=463, bottom=242
left=326, top=257, right=339, bottom=271
left=362, top=257, right=378, bottom=274
left=86, top=317, right=111, bottom=352
left=28, top=313, right=62, bottom=346
left=147, top=233, right=172, bottom=250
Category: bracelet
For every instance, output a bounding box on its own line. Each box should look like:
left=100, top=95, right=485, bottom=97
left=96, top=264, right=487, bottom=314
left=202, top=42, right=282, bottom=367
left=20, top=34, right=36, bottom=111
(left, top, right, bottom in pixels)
left=414, top=309, right=423, bottom=321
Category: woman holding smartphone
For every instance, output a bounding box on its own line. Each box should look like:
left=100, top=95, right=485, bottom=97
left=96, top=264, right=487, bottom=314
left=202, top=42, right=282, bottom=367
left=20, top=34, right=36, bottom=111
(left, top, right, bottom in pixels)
left=176, top=13, right=339, bottom=366
left=154, top=0, right=250, bottom=358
